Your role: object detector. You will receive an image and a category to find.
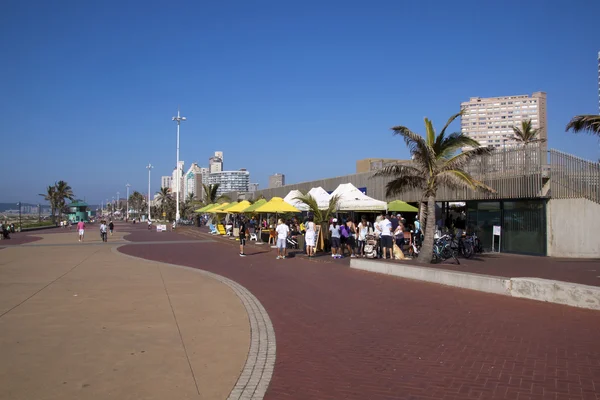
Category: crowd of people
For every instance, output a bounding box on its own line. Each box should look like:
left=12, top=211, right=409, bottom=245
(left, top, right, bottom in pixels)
left=0, top=221, right=16, bottom=239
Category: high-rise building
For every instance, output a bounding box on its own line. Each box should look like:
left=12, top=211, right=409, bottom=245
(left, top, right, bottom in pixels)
left=208, top=169, right=250, bottom=195
left=460, top=92, right=547, bottom=148
left=248, top=183, right=259, bottom=192
left=268, top=173, right=285, bottom=188
left=171, top=161, right=185, bottom=196
left=209, top=151, right=223, bottom=173
left=161, top=176, right=172, bottom=190
left=597, top=51, right=599, bottom=113
left=183, top=163, right=203, bottom=200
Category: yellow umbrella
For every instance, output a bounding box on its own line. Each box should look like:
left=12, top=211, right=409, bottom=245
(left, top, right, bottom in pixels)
left=240, top=199, right=267, bottom=213
left=225, top=200, right=251, bottom=213
left=254, top=197, right=300, bottom=213
left=209, top=202, right=230, bottom=213
left=195, top=203, right=216, bottom=212
left=215, top=202, right=239, bottom=214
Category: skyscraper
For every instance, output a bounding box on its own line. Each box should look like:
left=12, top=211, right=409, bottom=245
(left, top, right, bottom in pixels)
left=268, top=173, right=285, bottom=188
left=460, top=92, right=547, bottom=148
left=171, top=161, right=185, bottom=195
left=161, top=176, right=172, bottom=190
left=183, top=163, right=203, bottom=200
left=598, top=51, right=599, bottom=113
left=209, top=151, right=223, bottom=173
left=208, top=169, right=250, bottom=195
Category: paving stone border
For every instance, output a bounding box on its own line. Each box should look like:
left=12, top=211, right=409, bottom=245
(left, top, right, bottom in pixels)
left=112, top=245, right=276, bottom=399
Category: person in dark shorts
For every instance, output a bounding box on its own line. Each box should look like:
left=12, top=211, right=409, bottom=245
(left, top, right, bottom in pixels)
left=239, top=217, right=247, bottom=257
left=109, top=220, right=114, bottom=236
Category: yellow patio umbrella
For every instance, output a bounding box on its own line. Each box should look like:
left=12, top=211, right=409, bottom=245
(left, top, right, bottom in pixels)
left=239, top=199, right=267, bottom=213
left=195, top=203, right=217, bottom=213
left=387, top=200, right=418, bottom=213
left=209, top=202, right=230, bottom=213
left=254, top=197, right=300, bottom=213
left=225, top=200, right=251, bottom=213
left=215, top=202, right=239, bottom=214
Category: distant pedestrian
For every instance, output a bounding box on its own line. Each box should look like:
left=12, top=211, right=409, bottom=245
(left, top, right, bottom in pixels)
left=239, top=217, right=247, bottom=257
left=100, top=220, right=108, bottom=242
left=305, top=219, right=316, bottom=257
left=109, top=221, right=114, bottom=236
left=275, top=219, right=289, bottom=259
left=77, top=220, right=85, bottom=242
left=329, top=218, right=342, bottom=258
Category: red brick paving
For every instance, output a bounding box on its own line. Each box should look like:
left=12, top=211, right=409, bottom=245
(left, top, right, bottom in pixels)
left=118, top=223, right=600, bottom=400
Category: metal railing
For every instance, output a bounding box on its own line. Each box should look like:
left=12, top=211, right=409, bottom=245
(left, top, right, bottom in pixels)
left=549, top=149, right=600, bottom=204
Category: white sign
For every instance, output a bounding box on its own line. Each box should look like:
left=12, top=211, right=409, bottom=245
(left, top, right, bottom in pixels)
left=156, top=224, right=167, bottom=232
left=493, top=225, right=501, bottom=235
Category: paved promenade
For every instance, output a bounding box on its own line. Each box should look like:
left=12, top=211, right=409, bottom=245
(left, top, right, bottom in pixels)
left=120, top=225, right=600, bottom=400
left=0, top=229, right=250, bottom=400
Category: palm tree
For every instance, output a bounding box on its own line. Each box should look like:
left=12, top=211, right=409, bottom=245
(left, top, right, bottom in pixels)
left=39, top=185, right=57, bottom=223
left=374, top=113, right=494, bottom=263
left=54, top=180, right=74, bottom=222
left=566, top=115, right=600, bottom=136
left=155, top=187, right=174, bottom=220
left=180, top=193, right=197, bottom=219
left=128, top=191, right=146, bottom=218
left=293, top=193, right=340, bottom=225
left=201, top=183, right=231, bottom=205
left=512, top=119, right=545, bottom=144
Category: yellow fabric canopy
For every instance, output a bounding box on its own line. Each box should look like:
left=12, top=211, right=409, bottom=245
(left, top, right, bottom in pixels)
left=240, top=199, right=267, bottom=213
left=195, top=203, right=217, bottom=212
left=225, top=200, right=252, bottom=213
left=253, top=197, right=300, bottom=213
left=209, top=202, right=230, bottom=213
left=214, top=202, right=239, bottom=213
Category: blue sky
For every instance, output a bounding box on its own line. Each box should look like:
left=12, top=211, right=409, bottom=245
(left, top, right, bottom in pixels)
left=1, top=0, right=599, bottom=204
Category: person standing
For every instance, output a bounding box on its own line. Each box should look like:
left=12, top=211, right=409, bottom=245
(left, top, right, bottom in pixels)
left=305, top=219, right=316, bottom=257
left=108, top=220, right=114, bottom=236
left=345, top=219, right=357, bottom=258
left=100, top=220, right=108, bottom=242
left=379, top=214, right=393, bottom=259
left=329, top=218, right=342, bottom=259
left=275, top=219, right=289, bottom=259
left=239, top=216, right=247, bottom=257
left=77, top=220, right=86, bottom=242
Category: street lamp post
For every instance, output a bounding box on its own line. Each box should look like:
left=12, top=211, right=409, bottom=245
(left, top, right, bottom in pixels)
left=116, top=191, right=120, bottom=219
left=126, top=184, right=131, bottom=222
left=172, top=109, right=186, bottom=222
left=146, top=163, right=153, bottom=221
left=112, top=197, right=115, bottom=219
left=38, top=204, right=41, bottom=222
left=17, top=202, right=21, bottom=232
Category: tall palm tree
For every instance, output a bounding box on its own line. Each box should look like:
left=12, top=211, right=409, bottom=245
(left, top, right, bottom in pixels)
left=128, top=191, right=146, bottom=218
left=39, top=185, right=57, bottom=223
left=566, top=115, right=600, bottom=136
left=374, top=113, right=494, bottom=263
left=512, top=119, right=545, bottom=144
left=155, top=187, right=174, bottom=220
left=54, top=180, right=74, bottom=222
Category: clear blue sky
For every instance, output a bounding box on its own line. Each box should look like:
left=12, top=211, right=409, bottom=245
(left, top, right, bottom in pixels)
left=1, top=0, right=599, bottom=204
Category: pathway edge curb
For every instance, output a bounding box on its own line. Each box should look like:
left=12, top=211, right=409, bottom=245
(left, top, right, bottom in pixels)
left=111, top=245, right=276, bottom=399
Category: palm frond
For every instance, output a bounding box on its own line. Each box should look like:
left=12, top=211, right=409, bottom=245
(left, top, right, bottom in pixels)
left=424, top=118, right=436, bottom=147
left=438, top=146, right=493, bottom=172
left=512, top=119, right=543, bottom=143
left=437, top=170, right=495, bottom=193
left=391, top=126, right=435, bottom=171
left=436, top=132, right=483, bottom=159
left=439, top=110, right=464, bottom=138
left=373, top=164, right=422, bottom=178
left=384, top=175, right=427, bottom=197
left=565, top=115, right=600, bottom=136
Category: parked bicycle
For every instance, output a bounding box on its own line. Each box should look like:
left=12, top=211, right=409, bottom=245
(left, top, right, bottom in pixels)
left=433, top=234, right=460, bottom=264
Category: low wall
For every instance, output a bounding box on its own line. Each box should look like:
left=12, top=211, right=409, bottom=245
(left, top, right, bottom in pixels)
left=547, top=198, right=600, bottom=258
left=351, top=259, right=600, bottom=311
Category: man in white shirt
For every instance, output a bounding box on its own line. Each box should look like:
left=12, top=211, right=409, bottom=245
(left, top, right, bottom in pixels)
left=275, top=219, right=290, bottom=259
left=379, top=214, right=393, bottom=259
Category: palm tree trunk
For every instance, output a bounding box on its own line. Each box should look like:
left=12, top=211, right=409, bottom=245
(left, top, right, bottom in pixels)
left=418, top=195, right=436, bottom=264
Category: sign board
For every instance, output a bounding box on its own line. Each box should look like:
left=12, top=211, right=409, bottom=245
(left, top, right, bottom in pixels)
left=162, top=212, right=166, bottom=217
left=491, top=225, right=501, bottom=253
left=314, top=224, right=322, bottom=251
left=156, top=224, right=167, bottom=232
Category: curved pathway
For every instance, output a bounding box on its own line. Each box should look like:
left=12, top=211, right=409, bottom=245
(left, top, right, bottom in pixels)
left=119, top=224, right=600, bottom=400
left=0, top=230, right=251, bottom=400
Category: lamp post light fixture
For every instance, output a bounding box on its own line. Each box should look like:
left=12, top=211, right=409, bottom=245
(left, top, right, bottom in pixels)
left=126, top=184, right=131, bottom=222
left=172, top=109, right=186, bottom=223
left=146, top=163, right=153, bottom=221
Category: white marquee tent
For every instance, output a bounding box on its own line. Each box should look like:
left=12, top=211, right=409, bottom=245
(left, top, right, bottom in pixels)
left=283, top=189, right=308, bottom=212
left=330, top=183, right=387, bottom=211
left=305, top=187, right=333, bottom=210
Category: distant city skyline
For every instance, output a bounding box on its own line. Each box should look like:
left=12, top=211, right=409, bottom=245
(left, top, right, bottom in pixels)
left=1, top=2, right=599, bottom=203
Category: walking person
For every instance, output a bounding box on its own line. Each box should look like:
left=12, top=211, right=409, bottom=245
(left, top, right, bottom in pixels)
left=329, top=218, right=342, bottom=259
left=77, top=220, right=86, bottom=242
left=357, top=216, right=371, bottom=257
left=305, top=218, right=316, bottom=257
left=379, top=214, right=393, bottom=259
left=275, top=219, right=289, bottom=259
left=100, top=220, right=108, bottom=242
left=239, top=216, right=247, bottom=257
left=109, top=220, right=114, bottom=236
left=345, top=219, right=357, bottom=258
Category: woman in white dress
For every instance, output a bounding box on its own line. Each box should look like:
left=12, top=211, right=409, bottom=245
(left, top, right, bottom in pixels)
left=305, top=219, right=316, bottom=257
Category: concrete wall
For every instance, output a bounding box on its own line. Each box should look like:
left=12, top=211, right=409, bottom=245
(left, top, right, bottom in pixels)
left=547, top=198, right=600, bottom=258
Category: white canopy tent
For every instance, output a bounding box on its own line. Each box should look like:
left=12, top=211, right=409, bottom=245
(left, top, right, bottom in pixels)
left=330, top=183, right=387, bottom=211
left=307, top=187, right=332, bottom=210
left=283, top=189, right=308, bottom=211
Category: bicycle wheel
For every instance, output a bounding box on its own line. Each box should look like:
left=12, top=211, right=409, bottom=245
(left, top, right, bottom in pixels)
left=462, top=241, right=474, bottom=259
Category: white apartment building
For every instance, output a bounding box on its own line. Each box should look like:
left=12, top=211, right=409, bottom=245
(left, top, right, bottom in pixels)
left=249, top=183, right=259, bottom=192
left=209, top=151, right=223, bottom=173
left=171, top=161, right=185, bottom=196
left=460, top=92, right=547, bottom=148
left=183, top=163, right=203, bottom=200
left=161, top=176, right=172, bottom=190
left=208, top=169, right=250, bottom=196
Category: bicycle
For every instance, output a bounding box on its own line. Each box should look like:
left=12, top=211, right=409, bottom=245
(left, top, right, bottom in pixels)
left=433, top=234, right=460, bottom=264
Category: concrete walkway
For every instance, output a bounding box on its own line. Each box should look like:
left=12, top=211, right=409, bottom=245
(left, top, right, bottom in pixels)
left=0, top=232, right=250, bottom=400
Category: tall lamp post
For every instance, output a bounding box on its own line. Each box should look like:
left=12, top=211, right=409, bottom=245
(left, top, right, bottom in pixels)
left=126, top=184, right=131, bottom=222
left=17, top=202, right=21, bottom=232
left=37, top=204, right=41, bottom=222
left=116, top=191, right=120, bottom=219
left=146, top=163, right=153, bottom=221
left=172, top=109, right=186, bottom=222
left=112, top=197, right=115, bottom=219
